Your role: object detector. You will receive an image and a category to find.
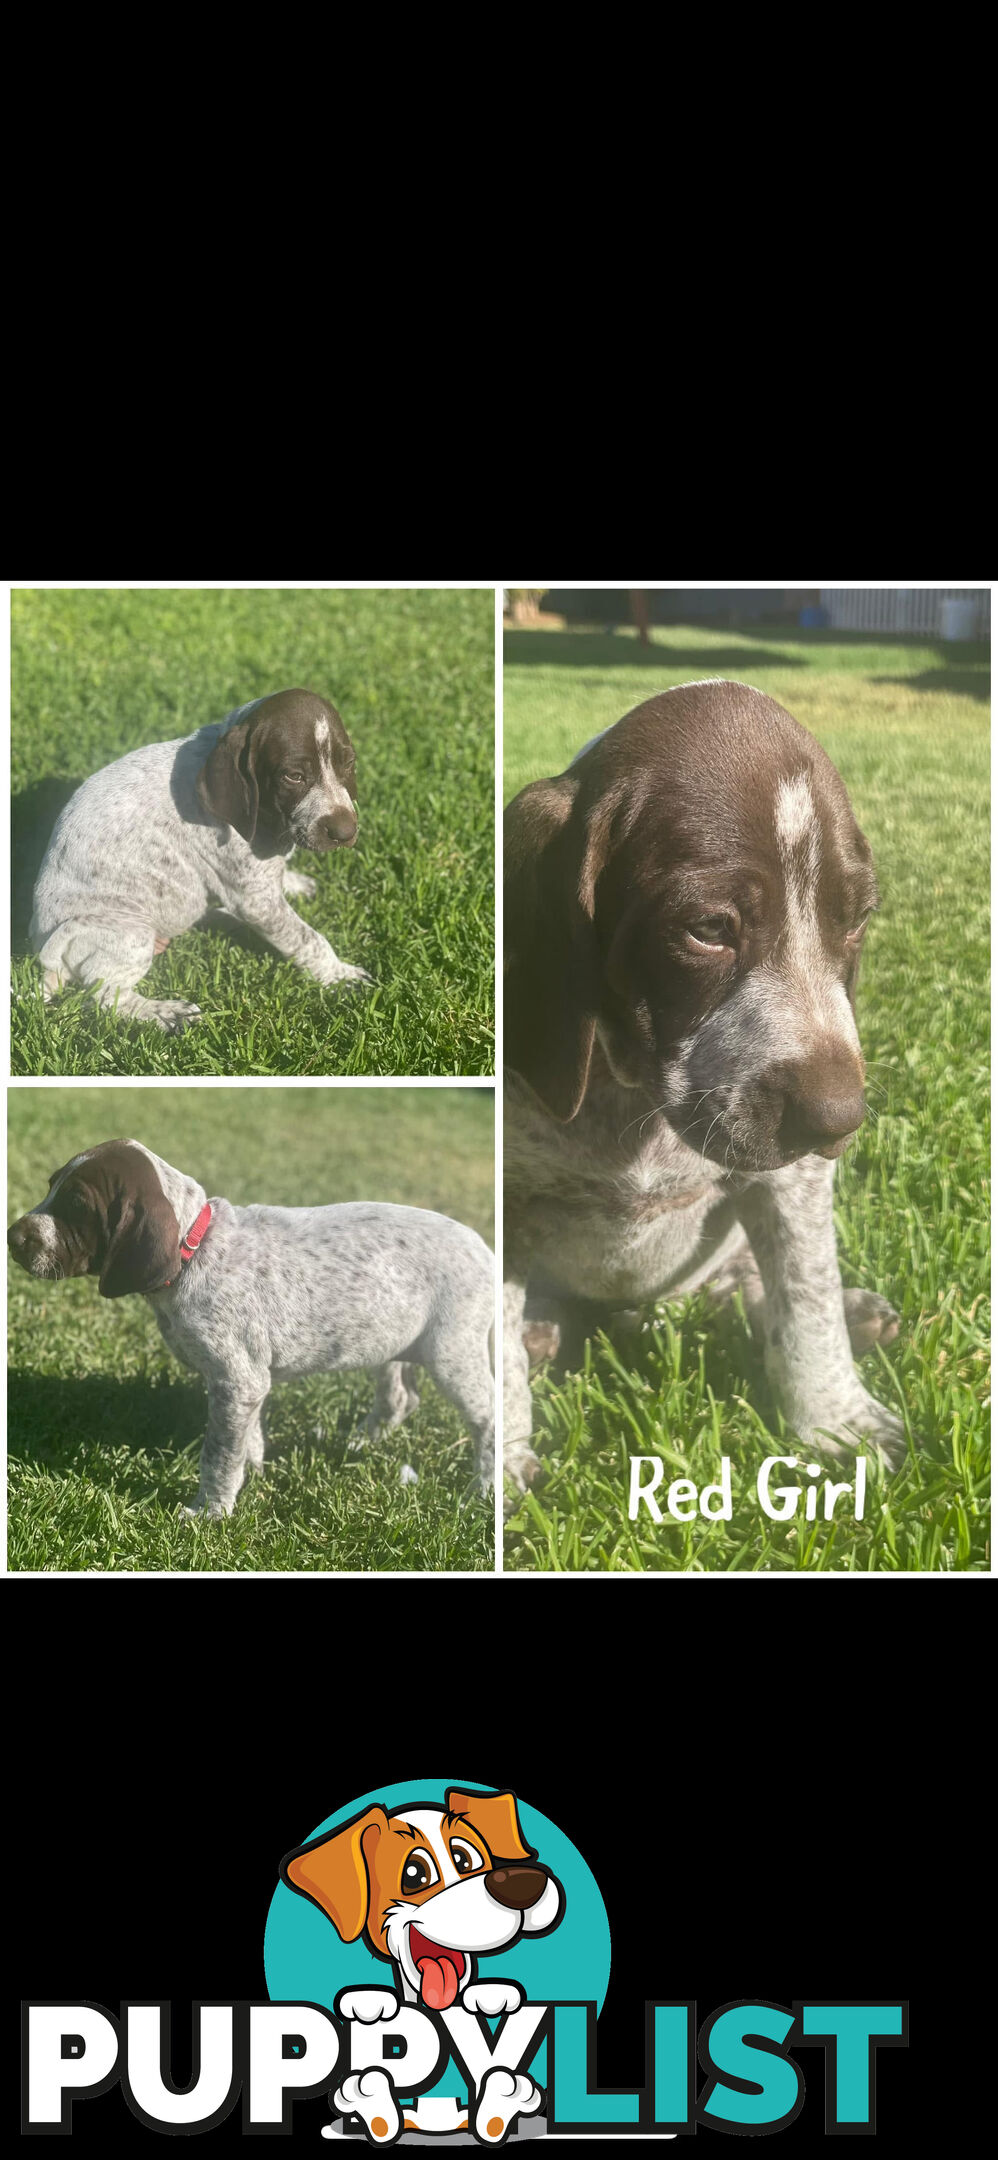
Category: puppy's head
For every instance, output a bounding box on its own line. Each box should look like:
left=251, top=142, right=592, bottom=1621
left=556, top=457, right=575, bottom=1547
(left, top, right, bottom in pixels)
left=282, top=1788, right=562, bottom=2010
left=505, top=680, right=878, bottom=1173
left=197, top=688, right=358, bottom=854
left=7, top=1140, right=182, bottom=1298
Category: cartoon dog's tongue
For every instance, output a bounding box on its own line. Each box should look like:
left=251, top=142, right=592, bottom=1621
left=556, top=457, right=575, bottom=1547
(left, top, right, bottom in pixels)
left=410, top=1926, right=466, bottom=2010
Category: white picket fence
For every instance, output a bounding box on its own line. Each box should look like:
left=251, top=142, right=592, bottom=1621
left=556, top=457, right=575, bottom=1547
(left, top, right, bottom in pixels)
left=819, top=588, right=990, bottom=636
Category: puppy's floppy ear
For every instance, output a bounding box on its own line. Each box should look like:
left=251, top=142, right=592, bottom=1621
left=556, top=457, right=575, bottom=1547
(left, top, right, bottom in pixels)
left=196, top=718, right=260, bottom=843
left=446, top=1789, right=534, bottom=1864
left=280, top=1805, right=388, bottom=1942
left=504, top=773, right=613, bottom=1122
left=98, top=1191, right=182, bottom=1299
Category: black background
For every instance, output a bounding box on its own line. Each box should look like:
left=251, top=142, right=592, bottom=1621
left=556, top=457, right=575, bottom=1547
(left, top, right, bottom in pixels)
left=12, top=1580, right=953, bottom=2155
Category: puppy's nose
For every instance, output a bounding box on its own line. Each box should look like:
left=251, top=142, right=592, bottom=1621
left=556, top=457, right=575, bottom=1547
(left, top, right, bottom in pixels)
left=485, top=1865, right=549, bottom=1911
left=780, top=1059, right=866, bottom=1158
left=316, top=806, right=358, bottom=847
left=7, top=1218, right=31, bottom=1256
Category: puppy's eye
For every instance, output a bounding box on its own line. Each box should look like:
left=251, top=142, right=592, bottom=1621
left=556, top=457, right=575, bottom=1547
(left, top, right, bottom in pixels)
left=450, top=1840, right=481, bottom=1876
left=282, top=769, right=305, bottom=785
left=845, top=909, right=874, bottom=942
left=401, top=1850, right=438, bottom=1894
left=685, top=918, right=735, bottom=951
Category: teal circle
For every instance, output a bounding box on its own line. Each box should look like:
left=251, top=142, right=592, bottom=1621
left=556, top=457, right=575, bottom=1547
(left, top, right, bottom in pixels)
left=263, top=1778, right=611, bottom=2098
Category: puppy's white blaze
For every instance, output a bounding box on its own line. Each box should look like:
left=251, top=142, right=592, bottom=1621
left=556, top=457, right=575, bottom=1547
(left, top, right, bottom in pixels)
left=403, top=1807, right=463, bottom=1885
left=293, top=776, right=354, bottom=835
left=775, top=772, right=818, bottom=856
left=314, top=714, right=330, bottom=752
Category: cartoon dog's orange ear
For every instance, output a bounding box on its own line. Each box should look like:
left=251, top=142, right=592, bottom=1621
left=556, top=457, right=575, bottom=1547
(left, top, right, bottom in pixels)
left=446, top=1789, right=534, bottom=1863
left=281, top=1805, right=388, bottom=1941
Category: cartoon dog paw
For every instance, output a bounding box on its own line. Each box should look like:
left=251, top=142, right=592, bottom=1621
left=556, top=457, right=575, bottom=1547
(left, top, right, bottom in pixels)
left=336, top=1987, right=400, bottom=2023
left=474, top=2068, right=543, bottom=2144
left=334, top=2069, right=400, bottom=2144
left=463, top=1981, right=523, bottom=2016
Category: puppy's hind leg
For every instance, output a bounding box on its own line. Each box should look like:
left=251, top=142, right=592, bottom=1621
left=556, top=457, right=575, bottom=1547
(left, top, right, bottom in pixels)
left=243, top=1402, right=268, bottom=1471
left=39, top=921, right=201, bottom=1034
left=366, top=1361, right=421, bottom=1439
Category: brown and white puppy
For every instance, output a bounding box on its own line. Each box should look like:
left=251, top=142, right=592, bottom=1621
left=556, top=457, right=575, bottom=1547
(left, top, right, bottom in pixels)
left=282, top=1788, right=563, bottom=2013
left=503, top=679, right=906, bottom=1499
left=30, top=688, right=369, bottom=1031
left=8, top=1140, right=496, bottom=1518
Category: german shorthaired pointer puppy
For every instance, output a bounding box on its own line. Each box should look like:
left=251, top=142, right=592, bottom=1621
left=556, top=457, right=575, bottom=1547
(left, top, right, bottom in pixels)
left=30, top=688, right=369, bottom=1031
left=7, top=1141, right=495, bottom=1514
left=504, top=678, right=906, bottom=1502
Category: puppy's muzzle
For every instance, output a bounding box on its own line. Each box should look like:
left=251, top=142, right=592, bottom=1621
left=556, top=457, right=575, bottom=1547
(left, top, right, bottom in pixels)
left=308, top=806, right=358, bottom=849
left=769, top=1053, right=866, bottom=1160
left=485, top=1864, right=550, bottom=1910
left=7, top=1217, right=55, bottom=1274
left=8, top=1216, right=35, bottom=1261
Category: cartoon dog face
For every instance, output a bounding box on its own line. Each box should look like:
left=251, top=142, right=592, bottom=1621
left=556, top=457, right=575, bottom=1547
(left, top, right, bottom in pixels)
left=282, top=1788, right=563, bottom=2010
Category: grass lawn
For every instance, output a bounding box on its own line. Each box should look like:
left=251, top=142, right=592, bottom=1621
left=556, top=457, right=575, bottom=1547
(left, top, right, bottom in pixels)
left=6, top=1086, right=495, bottom=1572
left=10, top=588, right=493, bottom=1076
left=502, top=622, right=990, bottom=1572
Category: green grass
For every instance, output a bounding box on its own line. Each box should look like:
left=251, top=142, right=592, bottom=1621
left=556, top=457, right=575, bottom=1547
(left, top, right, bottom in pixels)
left=11, top=588, right=494, bottom=1075
left=503, top=622, right=990, bottom=1571
left=7, top=1086, right=495, bottom=1571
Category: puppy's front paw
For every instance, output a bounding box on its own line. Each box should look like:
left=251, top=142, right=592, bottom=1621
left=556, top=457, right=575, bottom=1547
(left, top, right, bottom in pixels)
left=312, top=954, right=373, bottom=990
left=463, top=1981, right=523, bottom=2016
left=147, top=998, right=202, bottom=1034
left=337, top=1987, right=400, bottom=2024
left=804, top=1392, right=909, bottom=1470
left=283, top=870, right=317, bottom=899
left=180, top=1497, right=231, bottom=1520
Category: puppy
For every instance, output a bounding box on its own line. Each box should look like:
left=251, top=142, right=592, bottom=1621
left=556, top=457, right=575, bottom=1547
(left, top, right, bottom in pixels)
left=504, top=679, right=907, bottom=1498
left=8, top=1140, right=495, bottom=1514
left=30, top=688, right=369, bottom=1031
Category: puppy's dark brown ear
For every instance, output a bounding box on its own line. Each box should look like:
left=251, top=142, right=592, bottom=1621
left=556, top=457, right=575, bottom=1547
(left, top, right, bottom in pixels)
left=504, top=774, right=608, bottom=1121
left=99, top=1192, right=182, bottom=1299
left=196, top=719, right=260, bottom=843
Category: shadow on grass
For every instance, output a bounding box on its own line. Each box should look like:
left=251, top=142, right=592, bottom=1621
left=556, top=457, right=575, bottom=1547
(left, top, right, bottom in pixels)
left=505, top=625, right=991, bottom=694
left=871, top=665, right=991, bottom=702
left=11, top=778, right=84, bottom=952
left=7, top=1369, right=206, bottom=1498
left=503, top=631, right=804, bottom=673
left=7, top=1366, right=386, bottom=1495
left=529, top=1285, right=772, bottom=1433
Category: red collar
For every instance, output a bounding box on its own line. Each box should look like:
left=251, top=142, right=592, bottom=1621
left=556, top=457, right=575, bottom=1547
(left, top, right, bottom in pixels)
left=160, top=1202, right=213, bottom=1288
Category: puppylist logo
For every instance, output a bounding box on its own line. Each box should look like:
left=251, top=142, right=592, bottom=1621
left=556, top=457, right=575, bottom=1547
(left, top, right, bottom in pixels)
left=21, top=1781, right=907, bottom=2142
